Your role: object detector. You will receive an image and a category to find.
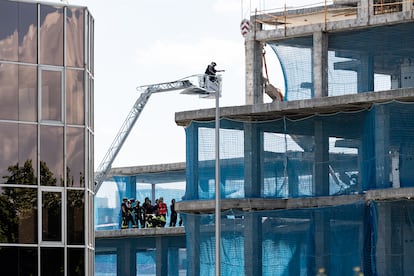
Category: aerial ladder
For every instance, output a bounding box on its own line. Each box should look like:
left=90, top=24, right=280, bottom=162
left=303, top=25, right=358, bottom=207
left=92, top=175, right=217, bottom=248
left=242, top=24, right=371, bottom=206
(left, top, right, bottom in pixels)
left=94, top=74, right=222, bottom=193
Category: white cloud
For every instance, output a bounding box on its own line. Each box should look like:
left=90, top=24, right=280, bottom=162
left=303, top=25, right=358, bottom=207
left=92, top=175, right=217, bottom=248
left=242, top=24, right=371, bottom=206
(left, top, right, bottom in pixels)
left=134, top=37, right=244, bottom=74
left=213, top=0, right=241, bottom=13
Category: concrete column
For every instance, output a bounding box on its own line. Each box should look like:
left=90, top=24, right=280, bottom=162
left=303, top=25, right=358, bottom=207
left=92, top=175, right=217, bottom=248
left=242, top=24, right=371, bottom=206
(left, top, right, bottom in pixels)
left=314, top=211, right=330, bottom=274
left=357, top=55, right=374, bottom=93
left=168, top=248, right=180, bottom=276
left=358, top=0, right=370, bottom=22
left=402, top=0, right=411, bottom=12
left=151, top=183, right=156, bottom=203
left=375, top=202, right=392, bottom=274
left=374, top=105, right=390, bottom=189
left=314, top=119, right=329, bottom=196
left=287, top=159, right=299, bottom=197
left=117, top=241, right=134, bottom=276
left=244, top=123, right=263, bottom=197
left=156, top=237, right=168, bottom=276
left=127, top=176, right=136, bottom=199
left=186, top=215, right=200, bottom=276
left=186, top=124, right=199, bottom=199
left=245, top=21, right=263, bottom=105
left=313, top=31, right=328, bottom=98
left=244, top=213, right=262, bottom=275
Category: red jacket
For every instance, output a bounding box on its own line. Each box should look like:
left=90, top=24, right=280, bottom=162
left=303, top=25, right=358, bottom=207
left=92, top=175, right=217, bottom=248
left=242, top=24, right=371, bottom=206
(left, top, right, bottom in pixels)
left=158, top=202, right=167, bottom=215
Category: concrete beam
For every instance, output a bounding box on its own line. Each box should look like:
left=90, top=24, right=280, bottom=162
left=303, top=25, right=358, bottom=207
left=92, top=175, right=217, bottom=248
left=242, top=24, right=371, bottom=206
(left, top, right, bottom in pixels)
left=176, top=187, right=414, bottom=214
left=95, top=227, right=185, bottom=240
left=175, top=88, right=414, bottom=126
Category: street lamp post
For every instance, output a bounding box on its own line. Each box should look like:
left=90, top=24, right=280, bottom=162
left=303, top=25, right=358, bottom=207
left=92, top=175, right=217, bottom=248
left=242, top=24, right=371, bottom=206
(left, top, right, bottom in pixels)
left=181, top=74, right=222, bottom=275
left=214, top=79, right=221, bottom=276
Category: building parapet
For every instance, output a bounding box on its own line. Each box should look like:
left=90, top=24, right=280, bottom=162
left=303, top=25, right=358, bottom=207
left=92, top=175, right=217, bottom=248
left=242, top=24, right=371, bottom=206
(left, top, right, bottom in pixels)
left=176, top=187, right=414, bottom=214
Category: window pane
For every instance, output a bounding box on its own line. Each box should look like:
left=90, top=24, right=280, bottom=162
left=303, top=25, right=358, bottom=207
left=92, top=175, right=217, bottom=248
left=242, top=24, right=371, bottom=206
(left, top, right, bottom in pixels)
left=67, top=8, right=84, bottom=68
left=0, top=1, right=18, bottom=61
left=67, top=69, right=84, bottom=125
left=18, top=2, right=37, bottom=63
left=19, top=65, right=37, bottom=121
left=42, top=191, right=62, bottom=241
left=19, top=124, right=37, bottom=184
left=0, top=122, right=18, bottom=182
left=67, top=127, right=85, bottom=187
left=68, top=248, right=85, bottom=276
left=0, top=123, right=37, bottom=185
left=0, top=63, right=18, bottom=120
left=0, top=187, right=37, bottom=243
left=67, top=190, right=84, bottom=244
left=40, top=125, right=64, bottom=186
left=0, top=246, right=37, bottom=276
left=40, top=5, right=63, bottom=66
left=41, top=70, right=62, bottom=121
left=41, top=247, right=64, bottom=276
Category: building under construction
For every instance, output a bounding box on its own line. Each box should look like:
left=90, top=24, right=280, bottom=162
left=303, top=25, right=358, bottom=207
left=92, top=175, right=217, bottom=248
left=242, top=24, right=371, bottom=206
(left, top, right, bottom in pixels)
left=95, top=0, right=414, bottom=275
left=174, top=0, right=414, bottom=275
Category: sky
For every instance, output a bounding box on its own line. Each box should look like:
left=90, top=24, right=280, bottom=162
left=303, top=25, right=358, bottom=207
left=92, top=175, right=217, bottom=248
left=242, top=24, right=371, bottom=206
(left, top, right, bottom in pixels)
left=47, top=0, right=311, bottom=169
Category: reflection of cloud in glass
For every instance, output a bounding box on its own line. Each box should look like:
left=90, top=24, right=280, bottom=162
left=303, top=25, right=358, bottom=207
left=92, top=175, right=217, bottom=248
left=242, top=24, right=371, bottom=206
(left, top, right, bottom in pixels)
left=67, top=8, right=84, bottom=68
left=67, top=69, right=84, bottom=124
left=0, top=2, right=37, bottom=63
left=41, top=70, right=62, bottom=121
left=0, top=64, right=37, bottom=121
left=18, top=66, right=37, bottom=121
left=40, top=5, right=64, bottom=66
left=0, top=63, right=18, bottom=120
left=0, top=30, right=17, bottom=61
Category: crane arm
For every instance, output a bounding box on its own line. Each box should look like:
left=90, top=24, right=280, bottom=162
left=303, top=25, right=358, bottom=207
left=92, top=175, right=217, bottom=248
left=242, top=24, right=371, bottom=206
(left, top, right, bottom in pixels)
left=94, top=79, right=195, bottom=193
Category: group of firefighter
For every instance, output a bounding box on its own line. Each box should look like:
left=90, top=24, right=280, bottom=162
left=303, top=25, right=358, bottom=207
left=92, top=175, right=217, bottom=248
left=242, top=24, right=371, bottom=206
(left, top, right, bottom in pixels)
left=121, top=196, right=181, bottom=229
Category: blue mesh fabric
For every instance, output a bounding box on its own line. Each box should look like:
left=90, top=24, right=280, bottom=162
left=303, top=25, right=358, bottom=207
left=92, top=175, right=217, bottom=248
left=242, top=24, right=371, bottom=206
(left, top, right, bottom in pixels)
left=270, top=23, right=414, bottom=100
left=183, top=200, right=414, bottom=275
left=185, top=101, right=414, bottom=201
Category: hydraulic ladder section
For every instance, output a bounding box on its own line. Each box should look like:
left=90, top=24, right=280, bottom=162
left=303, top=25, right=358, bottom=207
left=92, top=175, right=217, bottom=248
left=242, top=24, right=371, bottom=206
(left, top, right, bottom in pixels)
left=94, top=79, right=195, bottom=193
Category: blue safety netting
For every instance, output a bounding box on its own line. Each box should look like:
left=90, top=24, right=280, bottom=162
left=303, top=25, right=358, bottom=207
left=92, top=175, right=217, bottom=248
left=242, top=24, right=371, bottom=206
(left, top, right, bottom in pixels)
left=270, top=22, right=414, bottom=100
left=185, top=101, right=414, bottom=201
left=183, top=199, right=414, bottom=275
left=95, top=248, right=187, bottom=276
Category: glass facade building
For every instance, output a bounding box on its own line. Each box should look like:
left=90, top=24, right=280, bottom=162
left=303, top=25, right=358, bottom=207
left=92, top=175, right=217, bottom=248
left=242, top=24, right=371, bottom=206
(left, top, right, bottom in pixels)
left=0, top=0, right=94, bottom=275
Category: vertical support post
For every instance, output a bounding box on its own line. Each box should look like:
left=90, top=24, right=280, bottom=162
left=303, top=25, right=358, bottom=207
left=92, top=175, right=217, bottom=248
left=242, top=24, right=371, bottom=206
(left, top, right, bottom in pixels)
left=375, top=105, right=390, bottom=188
left=244, top=213, right=262, bottom=275
left=245, top=20, right=263, bottom=104
left=314, top=119, right=329, bottom=196
left=156, top=237, right=168, bottom=276
left=151, top=183, right=156, bottom=203
left=314, top=211, right=330, bottom=274
left=215, top=88, right=221, bottom=276
left=390, top=147, right=400, bottom=188
left=186, top=124, right=199, bottom=200
left=313, top=31, right=328, bottom=98
left=128, top=176, right=136, bottom=199
left=244, top=123, right=263, bottom=197
left=186, top=215, right=200, bottom=275
left=168, top=248, right=179, bottom=276
left=357, top=55, right=374, bottom=93
left=117, top=241, right=132, bottom=276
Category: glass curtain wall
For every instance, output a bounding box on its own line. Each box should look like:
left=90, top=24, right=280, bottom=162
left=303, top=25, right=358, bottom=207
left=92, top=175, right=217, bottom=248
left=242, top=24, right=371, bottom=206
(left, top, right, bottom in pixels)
left=0, top=1, right=94, bottom=275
